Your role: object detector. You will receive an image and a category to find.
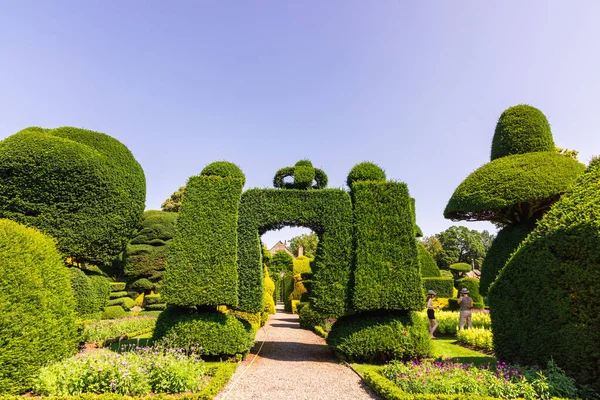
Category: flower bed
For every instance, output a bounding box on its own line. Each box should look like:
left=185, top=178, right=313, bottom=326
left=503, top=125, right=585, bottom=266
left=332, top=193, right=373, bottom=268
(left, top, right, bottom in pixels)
left=80, top=315, right=157, bottom=344
left=418, top=311, right=491, bottom=334
left=456, top=328, right=494, bottom=352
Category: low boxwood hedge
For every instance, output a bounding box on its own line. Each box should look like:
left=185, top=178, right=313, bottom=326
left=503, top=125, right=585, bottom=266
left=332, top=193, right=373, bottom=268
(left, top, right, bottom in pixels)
left=421, top=277, right=454, bottom=298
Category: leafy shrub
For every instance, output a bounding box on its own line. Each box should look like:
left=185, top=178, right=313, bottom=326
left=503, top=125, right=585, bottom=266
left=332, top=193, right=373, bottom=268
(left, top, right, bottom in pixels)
left=154, top=307, right=254, bottom=357
left=327, top=312, right=431, bottom=363
left=200, top=160, right=246, bottom=185
left=34, top=348, right=207, bottom=395
left=352, top=180, right=423, bottom=311
left=422, top=277, right=454, bottom=298
left=110, top=291, right=129, bottom=299
left=291, top=300, right=300, bottom=314
left=298, top=303, right=326, bottom=329
left=296, top=301, right=309, bottom=314
left=263, top=266, right=275, bottom=296
left=264, top=292, right=276, bottom=314
left=417, top=242, right=440, bottom=277
left=108, top=297, right=136, bottom=310
left=0, top=219, right=78, bottom=394
left=69, top=268, right=102, bottom=316
left=102, top=306, right=126, bottom=320
left=479, top=222, right=535, bottom=295
left=417, top=310, right=491, bottom=334
left=346, top=161, right=386, bottom=188
left=292, top=255, right=312, bottom=275
left=0, top=127, right=145, bottom=265
left=490, top=159, right=600, bottom=390
left=163, top=173, right=243, bottom=308
left=145, top=293, right=163, bottom=305
left=456, top=277, right=484, bottom=309
left=81, top=315, right=157, bottom=344
left=110, top=282, right=127, bottom=292
left=272, top=160, right=327, bottom=190
left=238, top=188, right=353, bottom=316
left=124, top=211, right=178, bottom=294
left=146, top=303, right=167, bottom=311
left=456, top=327, right=494, bottom=351
left=449, top=262, right=472, bottom=273
left=490, top=104, right=555, bottom=160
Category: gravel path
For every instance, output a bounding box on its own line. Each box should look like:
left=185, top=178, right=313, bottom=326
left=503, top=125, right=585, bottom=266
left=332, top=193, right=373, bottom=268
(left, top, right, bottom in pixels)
left=215, top=304, right=381, bottom=400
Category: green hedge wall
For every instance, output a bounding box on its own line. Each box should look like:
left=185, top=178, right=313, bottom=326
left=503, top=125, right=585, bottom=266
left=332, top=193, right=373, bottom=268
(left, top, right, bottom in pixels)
left=153, top=307, right=254, bottom=357
left=237, top=188, right=353, bottom=316
left=327, top=311, right=431, bottom=363
left=479, top=222, right=535, bottom=295
left=163, top=171, right=243, bottom=308
left=456, top=277, right=484, bottom=309
left=421, top=277, right=454, bottom=298
left=0, top=127, right=145, bottom=265
left=489, top=159, right=600, bottom=390
left=68, top=269, right=110, bottom=316
left=124, top=211, right=178, bottom=293
left=346, top=162, right=386, bottom=188
left=417, top=242, right=440, bottom=277
left=444, top=151, right=585, bottom=225
left=490, top=104, right=555, bottom=161
left=0, top=219, right=78, bottom=394
left=351, top=181, right=423, bottom=312
left=293, top=255, right=312, bottom=275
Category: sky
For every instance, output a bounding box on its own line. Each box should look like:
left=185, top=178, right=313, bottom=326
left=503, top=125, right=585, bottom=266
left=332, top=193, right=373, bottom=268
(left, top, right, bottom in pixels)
left=1, top=1, right=599, bottom=248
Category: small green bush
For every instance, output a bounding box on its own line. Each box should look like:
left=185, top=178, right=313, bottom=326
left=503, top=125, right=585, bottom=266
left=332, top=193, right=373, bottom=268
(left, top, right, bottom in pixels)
left=327, top=311, right=431, bottom=363
left=102, top=306, right=126, bottom=320
left=154, top=307, right=254, bottom=357
left=292, top=255, right=312, bottom=275
left=130, top=278, right=154, bottom=292
left=449, top=262, right=472, bottom=273
left=346, top=161, right=386, bottom=188
left=0, top=219, right=78, bottom=394
left=417, top=242, right=440, bottom=277
left=421, top=277, right=454, bottom=298
left=200, top=161, right=245, bottom=185
left=110, top=282, right=127, bottom=292
left=298, top=304, right=325, bottom=330
left=107, top=297, right=136, bottom=310
left=144, top=293, right=162, bottom=305
left=110, top=291, right=129, bottom=299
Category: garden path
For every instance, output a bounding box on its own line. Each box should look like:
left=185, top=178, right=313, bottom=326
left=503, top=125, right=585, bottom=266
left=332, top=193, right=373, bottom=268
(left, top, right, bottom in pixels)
left=215, top=304, right=381, bottom=400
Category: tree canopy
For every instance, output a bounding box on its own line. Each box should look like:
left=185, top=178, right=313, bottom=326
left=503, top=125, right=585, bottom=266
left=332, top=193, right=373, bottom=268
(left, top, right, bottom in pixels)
left=288, top=232, right=319, bottom=258
left=161, top=186, right=185, bottom=212
left=433, top=226, right=492, bottom=269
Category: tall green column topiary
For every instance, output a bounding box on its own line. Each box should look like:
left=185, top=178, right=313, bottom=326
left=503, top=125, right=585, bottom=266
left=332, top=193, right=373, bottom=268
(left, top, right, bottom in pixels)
left=0, top=219, right=78, bottom=394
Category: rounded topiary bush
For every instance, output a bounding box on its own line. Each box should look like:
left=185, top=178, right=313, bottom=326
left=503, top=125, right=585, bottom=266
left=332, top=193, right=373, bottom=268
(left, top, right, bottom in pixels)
left=346, top=162, right=386, bottom=188
left=101, top=305, right=126, bottom=319
left=489, top=159, right=600, bottom=390
left=68, top=268, right=110, bottom=316
left=479, top=221, right=535, bottom=295
left=449, top=262, right=472, bottom=273
left=417, top=242, right=440, bottom=277
left=327, top=311, right=431, bottom=363
left=0, top=127, right=146, bottom=265
left=200, top=161, right=246, bottom=185
left=0, top=219, right=78, bottom=394
left=154, top=307, right=254, bottom=357
left=491, top=104, right=555, bottom=160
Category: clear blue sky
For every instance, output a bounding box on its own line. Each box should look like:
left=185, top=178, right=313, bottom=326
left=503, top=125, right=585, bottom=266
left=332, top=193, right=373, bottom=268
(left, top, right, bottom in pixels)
left=1, top=1, right=599, bottom=248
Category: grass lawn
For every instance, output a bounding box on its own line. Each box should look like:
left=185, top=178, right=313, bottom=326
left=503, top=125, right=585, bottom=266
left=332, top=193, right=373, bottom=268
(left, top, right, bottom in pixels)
left=431, top=337, right=495, bottom=366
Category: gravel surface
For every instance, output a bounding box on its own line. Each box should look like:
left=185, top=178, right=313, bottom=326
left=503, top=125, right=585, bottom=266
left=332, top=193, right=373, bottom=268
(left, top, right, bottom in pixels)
left=215, top=304, right=381, bottom=400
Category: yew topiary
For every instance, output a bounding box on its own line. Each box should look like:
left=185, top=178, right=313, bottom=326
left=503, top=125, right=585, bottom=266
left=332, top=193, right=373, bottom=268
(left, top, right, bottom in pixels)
left=346, top=162, right=386, bottom=189
left=417, top=242, right=440, bottom=277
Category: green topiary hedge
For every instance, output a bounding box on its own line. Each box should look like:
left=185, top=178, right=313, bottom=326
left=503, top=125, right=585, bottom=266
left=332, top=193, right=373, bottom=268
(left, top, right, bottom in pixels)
left=0, top=219, right=78, bottom=394
left=153, top=307, right=254, bottom=357
left=479, top=222, right=535, bottom=295
left=417, top=242, right=440, bottom=277
left=237, top=188, right=353, bottom=316
left=200, top=161, right=246, bottom=186
left=163, top=171, right=244, bottom=308
left=490, top=104, right=555, bottom=161
left=292, top=255, right=312, bottom=275
left=109, top=282, right=126, bottom=292
left=0, top=127, right=145, bottom=265
left=351, top=180, right=423, bottom=312
left=346, top=162, right=386, bottom=189
left=101, top=305, right=126, bottom=320
left=456, top=278, right=484, bottom=309
left=124, top=210, right=178, bottom=293
left=327, top=311, right=431, bottom=363
left=489, top=159, right=600, bottom=390
left=68, top=268, right=110, bottom=317
left=421, top=277, right=454, bottom=298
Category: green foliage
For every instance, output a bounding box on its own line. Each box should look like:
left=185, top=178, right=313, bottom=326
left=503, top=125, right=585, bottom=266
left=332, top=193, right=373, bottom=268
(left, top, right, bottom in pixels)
left=479, top=222, right=535, bottom=295
left=449, top=262, right=472, bottom=274
left=0, top=127, right=145, bottom=265
left=124, top=210, right=178, bottom=294
left=273, top=160, right=327, bottom=190
left=292, top=255, right=312, bottom=275
left=163, top=175, right=243, bottom=308
left=346, top=161, right=386, bottom=188
left=298, top=303, right=325, bottom=329
left=445, top=151, right=585, bottom=225
left=489, top=159, right=600, bottom=390
left=417, top=310, right=491, bottom=334
left=491, top=104, right=555, bottom=160
left=108, top=297, right=137, bottom=310
left=434, top=226, right=488, bottom=269
left=110, top=282, right=127, bottom=292
left=327, top=312, right=431, bottom=363
left=289, top=232, right=319, bottom=258
left=456, top=278, right=483, bottom=308
left=352, top=181, right=423, bottom=311
left=421, top=277, right=454, bottom=298
left=102, top=306, right=126, bottom=320
left=263, top=267, right=276, bottom=314
left=456, top=328, right=493, bottom=351
left=0, top=219, right=78, bottom=394
left=238, top=188, right=353, bottom=316
left=69, top=268, right=110, bottom=316
left=145, top=293, right=162, bottom=305
left=161, top=186, right=185, bottom=213
left=417, top=242, right=440, bottom=277
left=110, top=291, right=129, bottom=299
left=271, top=250, right=294, bottom=274
left=146, top=303, right=167, bottom=311
left=81, top=315, right=157, bottom=344
left=200, top=161, right=246, bottom=186
left=154, top=307, right=254, bottom=357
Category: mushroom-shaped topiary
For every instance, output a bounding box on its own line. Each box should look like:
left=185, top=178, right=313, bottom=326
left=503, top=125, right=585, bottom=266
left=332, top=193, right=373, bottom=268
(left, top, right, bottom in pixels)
left=444, top=106, right=585, bottom=293
left=346, top=162, right=386, bottom=188
left=273, top=160, right=327, bottom=190
left=201, top=161, right=246, bottom=185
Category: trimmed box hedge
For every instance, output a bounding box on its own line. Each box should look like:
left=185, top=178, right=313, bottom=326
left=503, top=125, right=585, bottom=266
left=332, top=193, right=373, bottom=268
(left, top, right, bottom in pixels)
left=421, top=277, right=454, bottom=298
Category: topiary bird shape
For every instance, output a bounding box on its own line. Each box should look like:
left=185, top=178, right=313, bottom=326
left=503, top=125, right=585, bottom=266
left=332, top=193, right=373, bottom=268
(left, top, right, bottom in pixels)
left=273, top=160, right=328, bottom=189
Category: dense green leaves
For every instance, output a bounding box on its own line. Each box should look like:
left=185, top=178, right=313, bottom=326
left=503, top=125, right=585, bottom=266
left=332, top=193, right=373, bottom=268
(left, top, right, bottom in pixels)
left=289, top=232, right=319, bottom=258
left=421, top=277, right=454, bottom=298
left=352, top=181, right=423, bottom=312
left=200, top=161, right=246, bottom=186
left=489, top=159, right=600, bottom=390
left=161, top=186, right=185, bottom=213
left=490, top=105, right=554, bottom=160
left=68, top=268, right=110, bottom=316
left=0, top=127, right=145, bottom=265
left=434, top=226, right=488, bottom=269
left=273, top=160, right=328, bottom=190
left=346, top=161, right=386, bottom=189
left=238, top=188, right=353, bottom=316
left=445, top=152, right=585, bottom=225
left=163, top=175, right=243, bottom=308
left=0, top=219, right=78, bottom=394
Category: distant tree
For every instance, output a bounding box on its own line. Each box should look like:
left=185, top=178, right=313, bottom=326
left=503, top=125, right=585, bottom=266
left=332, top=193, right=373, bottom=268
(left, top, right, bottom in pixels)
left=420, top=235, right=442, bottom=260
left=161, top=186, right=185, bottom=212
left=270, top=251, right=293, bottom=276
left=480, top=230, right=496, bottom=252
left=435, top=226, right=486, bottom=269
left=289, top=232, right=319, bottom=258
